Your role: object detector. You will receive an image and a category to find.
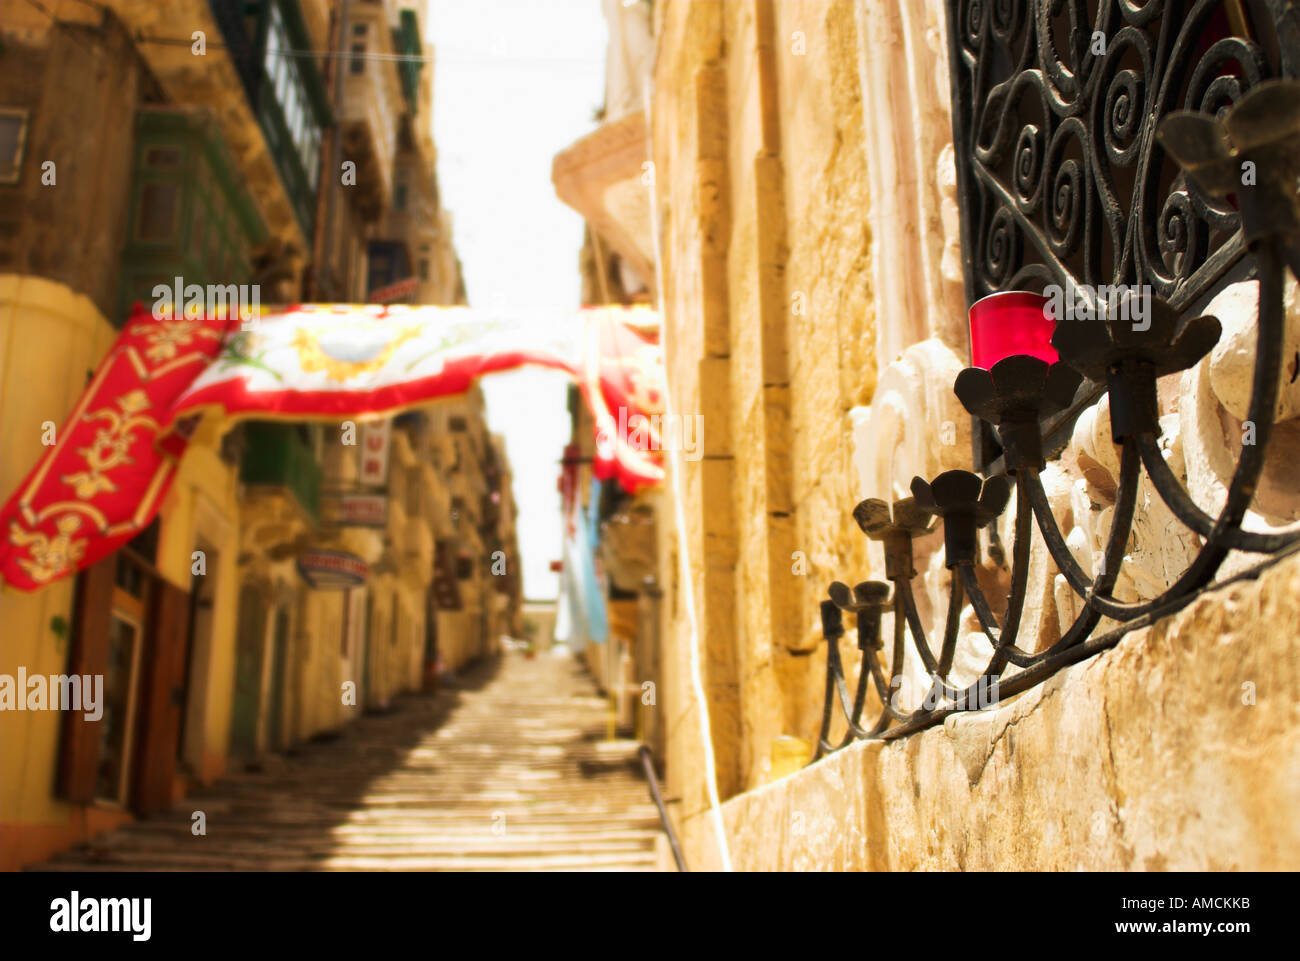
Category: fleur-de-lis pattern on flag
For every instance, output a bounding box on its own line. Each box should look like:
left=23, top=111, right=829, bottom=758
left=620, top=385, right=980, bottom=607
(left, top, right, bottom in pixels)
left=0, top=303, right=667, bottom=591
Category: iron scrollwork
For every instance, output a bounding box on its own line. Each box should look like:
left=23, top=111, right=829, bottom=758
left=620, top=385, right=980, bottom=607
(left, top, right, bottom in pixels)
left=947, top=0, right=1300, bottom=469
left=813, top=75, right=1300, bottom=757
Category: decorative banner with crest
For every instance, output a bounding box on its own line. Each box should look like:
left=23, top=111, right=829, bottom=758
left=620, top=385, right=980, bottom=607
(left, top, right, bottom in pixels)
left=169, top=303, right=574, bottom=419
left=165, top=303, right=665, bottom=492
left=0, top=302, right=666, bottom=592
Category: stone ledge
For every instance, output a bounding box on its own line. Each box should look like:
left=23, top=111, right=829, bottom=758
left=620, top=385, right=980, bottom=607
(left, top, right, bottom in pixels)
left=667, top=551, right=1300, bottom=871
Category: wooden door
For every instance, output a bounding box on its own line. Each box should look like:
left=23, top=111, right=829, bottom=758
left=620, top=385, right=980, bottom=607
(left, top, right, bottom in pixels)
left=57, top=557, right=115, bottom=802
left=265, top=607, right=290, bottom=751
left=130, top=579, right=192, bottom=815
left=228, top=585, right=266, bottom=757
left=359, top=592, right=373, bottom=708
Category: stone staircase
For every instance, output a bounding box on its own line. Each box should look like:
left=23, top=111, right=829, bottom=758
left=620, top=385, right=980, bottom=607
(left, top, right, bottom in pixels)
left=34, top=650, right=662, bottom=871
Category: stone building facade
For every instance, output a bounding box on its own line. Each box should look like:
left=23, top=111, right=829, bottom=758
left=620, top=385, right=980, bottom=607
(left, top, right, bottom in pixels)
left=0, top=0, right=517, bottom=870
left=645, top=0, right=1300, bottom=870
left=550, top=0, right=663, bottom=749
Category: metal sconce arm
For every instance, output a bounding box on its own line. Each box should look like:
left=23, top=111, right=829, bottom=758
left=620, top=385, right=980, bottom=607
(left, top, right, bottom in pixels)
left=810, top=82, right=1300, bottom=756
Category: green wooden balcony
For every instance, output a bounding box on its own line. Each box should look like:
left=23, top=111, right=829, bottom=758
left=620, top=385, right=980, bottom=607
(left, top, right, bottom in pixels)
left=117, top=108, right=268, bottom=326
left=239, top=422, right=322, bottom=524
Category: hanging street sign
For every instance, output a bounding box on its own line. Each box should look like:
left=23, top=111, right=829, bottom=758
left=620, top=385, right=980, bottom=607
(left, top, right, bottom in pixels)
left=360, top=420, right=391, bottom=487
left=368, top=277, right=419, bottom=304
left=337, top=493, right=388, bottom=527
left=297, top=550, right=369, bottom=590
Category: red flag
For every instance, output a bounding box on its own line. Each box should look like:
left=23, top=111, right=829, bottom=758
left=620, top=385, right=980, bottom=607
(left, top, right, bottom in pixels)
left=578, top=306, right=666, bottom=494
left=0, top=306, right=231, bottom=591
left=0, top=303, right=667, bottom=591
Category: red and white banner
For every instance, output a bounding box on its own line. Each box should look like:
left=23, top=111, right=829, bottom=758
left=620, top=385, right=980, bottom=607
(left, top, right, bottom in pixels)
left=0, top=309, right=232, bottom=591
left=169, top=303, right=578, bottom=422
left=0, top=302, right=666, bottom=592
left=578, top=306, right=665, bottom=485
left=166, top=303, right=665, bottom=492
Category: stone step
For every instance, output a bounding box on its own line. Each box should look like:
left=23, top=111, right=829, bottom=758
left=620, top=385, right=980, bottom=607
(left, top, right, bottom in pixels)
left=30, top=651, right=663, bottom=872
left=118, top=820, right=659, bottom=839
left=58, top=837, right=656, bottom=860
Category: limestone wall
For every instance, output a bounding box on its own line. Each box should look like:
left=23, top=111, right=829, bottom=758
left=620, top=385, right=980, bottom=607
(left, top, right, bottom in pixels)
left=651, top=0, right=945, bottom=820
left=664, top=552, right=1300, bottom=871
left=650, top=0, right=1300, bottom=870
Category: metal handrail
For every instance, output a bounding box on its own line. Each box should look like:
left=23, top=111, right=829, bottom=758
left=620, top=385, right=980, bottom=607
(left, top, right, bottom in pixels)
left=637, top=745, right=688, bottom=872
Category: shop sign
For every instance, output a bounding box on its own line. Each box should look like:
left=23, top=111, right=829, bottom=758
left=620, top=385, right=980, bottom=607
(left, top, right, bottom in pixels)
left=297, top=550, right=369, bottom=589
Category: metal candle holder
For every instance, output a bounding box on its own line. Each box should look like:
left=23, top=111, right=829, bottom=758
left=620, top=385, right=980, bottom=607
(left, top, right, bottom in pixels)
left=815, top=81, right=1300, bottom=758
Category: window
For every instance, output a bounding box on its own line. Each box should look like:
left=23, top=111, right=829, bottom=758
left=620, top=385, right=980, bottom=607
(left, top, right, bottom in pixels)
left=305, top=131, right=320, bottom=190
left=263, top=7, right=278, bottom=61
left=189, top=199, right=206, bottom=257
left=95, top=606, right=143, bottom=804
left=135, top=183, right=180, bottom=242
left=274, top=52, right=290, bottom=109
left=286, top=84, right=304, bottom=154
left=394, top=181, right=407, bottom=210
left=263, top=1, right=323, bottom=199
left=143, top=146, right=182, bottom=169
left=263, top=6, right=285, bottom=88
left=418, top=258, right=429, bottom=281
left=0, top=109, right=30, bottom=183
left=350, top=42, right=366, bottom=75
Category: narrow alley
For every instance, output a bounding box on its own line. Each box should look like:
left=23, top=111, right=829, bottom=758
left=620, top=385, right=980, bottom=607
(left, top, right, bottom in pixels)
left=3, top=0, right=1299, bottom=913
left=33, top=652, right=661, bottom=872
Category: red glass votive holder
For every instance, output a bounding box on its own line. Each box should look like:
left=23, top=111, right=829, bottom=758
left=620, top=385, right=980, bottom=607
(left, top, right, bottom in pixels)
left=968, top=291, right=1058, bottom=370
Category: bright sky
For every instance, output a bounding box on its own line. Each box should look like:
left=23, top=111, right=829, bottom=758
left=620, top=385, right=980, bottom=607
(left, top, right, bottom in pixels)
left=428, top=0, right=608, bottom=601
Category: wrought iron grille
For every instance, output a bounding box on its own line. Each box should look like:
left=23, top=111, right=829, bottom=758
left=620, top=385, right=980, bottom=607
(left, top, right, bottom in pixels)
left=946, top=0, right=1300, bottom=467
left=809, top=10, right=1300, bottom=756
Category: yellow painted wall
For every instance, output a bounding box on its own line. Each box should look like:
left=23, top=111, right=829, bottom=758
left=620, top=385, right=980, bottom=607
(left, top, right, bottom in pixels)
left=0, top=277, right=137, bottom=866
left=0, top=275, right=248, bottom=866
left=158, top=416, right=242, bottom=782
left=291, top=585, right=346, bottom=739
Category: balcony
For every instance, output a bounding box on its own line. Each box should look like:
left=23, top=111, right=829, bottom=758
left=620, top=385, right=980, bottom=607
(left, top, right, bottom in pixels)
left=117, top=108, right=269, bottom=326
left=239, top=422, right=322, bottom=525
left=249, top=0, right=332, bottom=235
left=393, top=9, right=423, bottom=111
left=551, top=110, right=655, bottom=290
left=112, top=0, right=328, bottom=248
left=340, top=2, right=405, bottom=220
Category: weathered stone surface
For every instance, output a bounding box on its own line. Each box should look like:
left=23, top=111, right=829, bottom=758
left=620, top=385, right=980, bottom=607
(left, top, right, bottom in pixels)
left=650, top=0, right=1300, bottom=874
left=674, top=552, right=1300, bottom=871
left=850, top=338, right=971, bottom=511
left=695, top=356, right=733, bottom=457
left=1208, top=276, right=1300, bottom=424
